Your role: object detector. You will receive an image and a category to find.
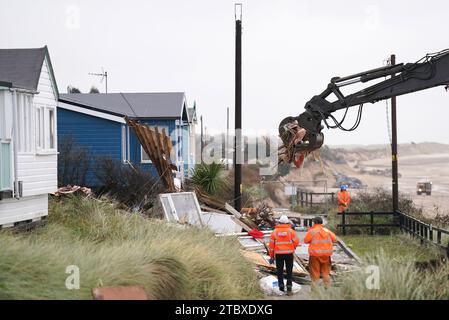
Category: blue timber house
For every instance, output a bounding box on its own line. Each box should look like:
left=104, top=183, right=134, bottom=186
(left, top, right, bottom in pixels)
left=57, top=92, right=197, bottom=187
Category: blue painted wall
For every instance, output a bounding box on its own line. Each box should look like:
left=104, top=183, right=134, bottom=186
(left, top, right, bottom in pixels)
left=57, top=108, right=122, bottom=186
left=57, top=108, right=181, bottom=187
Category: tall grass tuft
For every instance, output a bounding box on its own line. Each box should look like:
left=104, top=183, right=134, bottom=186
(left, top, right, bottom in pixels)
left=312, top=249, right=449, bottom=300
left=0, top=196, right=262, bottom=300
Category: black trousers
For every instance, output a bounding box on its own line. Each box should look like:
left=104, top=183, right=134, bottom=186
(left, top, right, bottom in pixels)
left=275, top=254, right=294, bottom=289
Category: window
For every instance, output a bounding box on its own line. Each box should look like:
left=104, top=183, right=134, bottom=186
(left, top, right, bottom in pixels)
left=0, top=141, right=12, bottom=191
left=141, top=146, right=151, bottom=163
left=16, top=94, right=33, bottom=153
left=140, top=125, right=168, bottom=163
left=36, top=106, right=56, bottom=153
left=36, top=108, right=44, bottom=150
left=121, top=125, right=129, bottom=163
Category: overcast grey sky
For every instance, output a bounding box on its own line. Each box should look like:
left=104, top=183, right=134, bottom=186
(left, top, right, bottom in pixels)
left=1, top=0, right=448, bottom=145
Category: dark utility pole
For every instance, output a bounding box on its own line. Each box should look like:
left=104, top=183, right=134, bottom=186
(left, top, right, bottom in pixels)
left=234, top=4, right=242, bottom=211
left=390, top=54, right=399, bottom=212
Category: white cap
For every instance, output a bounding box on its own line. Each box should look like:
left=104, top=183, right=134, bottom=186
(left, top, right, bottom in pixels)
left=279, top=215, right=290, bottom=224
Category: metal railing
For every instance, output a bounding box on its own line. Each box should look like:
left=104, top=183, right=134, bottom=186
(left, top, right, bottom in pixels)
left=398, top=211, right=449, bottom=249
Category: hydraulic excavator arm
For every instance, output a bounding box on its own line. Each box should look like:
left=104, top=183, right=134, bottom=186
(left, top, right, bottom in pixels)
left=279, top=49, right=449, bottom=164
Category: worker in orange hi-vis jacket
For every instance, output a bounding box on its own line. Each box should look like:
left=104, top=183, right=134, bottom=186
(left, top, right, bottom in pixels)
left=268, top=215, right=300, bottom=295
left=337, top=184, right=351, bottom=213
left=303, top=216, right=337, bottom=289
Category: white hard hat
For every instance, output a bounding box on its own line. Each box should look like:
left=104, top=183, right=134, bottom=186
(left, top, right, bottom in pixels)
left=279, top=215, right=290, bottom=224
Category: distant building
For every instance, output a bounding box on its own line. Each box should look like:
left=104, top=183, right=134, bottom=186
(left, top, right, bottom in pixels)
left=57, top=92, right=197, bottom=187
left=0, top=46, right=59, bottom=227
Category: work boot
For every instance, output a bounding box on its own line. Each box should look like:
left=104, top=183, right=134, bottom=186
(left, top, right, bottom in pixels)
left=278, top=285, right=285, bottom=292
left=287, top=285, right=293, bottom=296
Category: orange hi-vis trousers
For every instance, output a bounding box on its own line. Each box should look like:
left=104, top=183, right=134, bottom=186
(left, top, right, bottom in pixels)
left=309, top=256, right=332, bottom=287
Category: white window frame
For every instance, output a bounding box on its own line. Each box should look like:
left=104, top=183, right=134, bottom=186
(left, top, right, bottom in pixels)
left=140, top=125, right=169, bottom=164
left=35, top=105, right=57, bottom=154
left=121, top=125, right=126, bottom=163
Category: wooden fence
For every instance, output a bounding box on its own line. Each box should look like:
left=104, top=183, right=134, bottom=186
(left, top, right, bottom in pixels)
left=338, top=211, right=398, bottom=235
left=298, top=191, right=335, bottom=207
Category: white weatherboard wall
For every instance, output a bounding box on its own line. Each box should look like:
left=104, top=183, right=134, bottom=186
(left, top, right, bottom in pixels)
left=17, top=55, right=58, bottom=197
left=0, top=194, right=48, bottom=226
left=0, top=55, right=58, bottom=226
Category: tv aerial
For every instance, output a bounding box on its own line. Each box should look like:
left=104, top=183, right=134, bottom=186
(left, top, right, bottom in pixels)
left=88, top=67, right=108, bottom=93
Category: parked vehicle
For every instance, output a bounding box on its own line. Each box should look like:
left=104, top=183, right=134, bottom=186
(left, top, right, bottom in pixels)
left=416, top=181, right=432, bottom=196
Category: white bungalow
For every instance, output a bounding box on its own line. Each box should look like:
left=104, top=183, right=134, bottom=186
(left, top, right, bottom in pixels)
left=0, top=46, right=58, bottom=227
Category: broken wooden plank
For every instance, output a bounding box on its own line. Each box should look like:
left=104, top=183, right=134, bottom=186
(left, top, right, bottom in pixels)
left=231, top=216, right=252, bottom=233
left=240, top=250, right=308, bottom=276
left=225, top=203, right=242, bottom=219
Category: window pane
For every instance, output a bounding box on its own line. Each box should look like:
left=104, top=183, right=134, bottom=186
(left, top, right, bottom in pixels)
left=49, top=109, right=55, bottom=149
left=36, top=108, right=43, bottom=149
left=0, top=142, right=12, bottom=190
left=141, top=146, right=151, bottom=161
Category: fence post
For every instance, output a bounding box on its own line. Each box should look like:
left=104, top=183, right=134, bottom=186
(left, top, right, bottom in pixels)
left=342, top=211, right=346, bottom=236
left=429, top=224, right=433, bottom=242
left=420, top=224, right=424, bottom=245
left=370, top=212, right=374, bottom=235
left=310, top=193, right=313, bottom=207
left=437, top=231, right=442, bottom=245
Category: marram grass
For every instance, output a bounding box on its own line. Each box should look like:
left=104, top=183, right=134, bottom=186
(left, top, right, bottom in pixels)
left=312, top=249, right=449, bottom=300
left=0, top=196, right=262, bottom=300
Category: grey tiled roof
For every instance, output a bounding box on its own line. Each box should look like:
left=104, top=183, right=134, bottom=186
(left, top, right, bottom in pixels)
left=59, top=92, right=187, bottom=118
left=0, top=47, right=46, bottom=91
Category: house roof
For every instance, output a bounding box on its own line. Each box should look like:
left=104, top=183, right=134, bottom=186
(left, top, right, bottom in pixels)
left=0, top=46, right=57, bottom=93
left=59, top=92, right=187, bottom=119
left=188, top=107, right=197, bottom=123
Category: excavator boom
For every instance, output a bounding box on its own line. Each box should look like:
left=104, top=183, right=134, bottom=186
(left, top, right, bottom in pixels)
left=279, top=49, right=449, bottom=165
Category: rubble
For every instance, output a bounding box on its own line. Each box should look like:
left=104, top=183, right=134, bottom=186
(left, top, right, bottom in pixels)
left=51, top=185, right=92, bottom=197
left=333, top=171, right=365, bottom=189
left=278, top=120, right=311, bottom=168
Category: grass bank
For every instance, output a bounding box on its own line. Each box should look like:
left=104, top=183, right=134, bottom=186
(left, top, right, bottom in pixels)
left=312, top=234, right=448, bottom=299
left=0, top=196, right=262, bottom=300
left=312, top=249, right=449, bottom=300
left=342, top=234, right=442, bottom=262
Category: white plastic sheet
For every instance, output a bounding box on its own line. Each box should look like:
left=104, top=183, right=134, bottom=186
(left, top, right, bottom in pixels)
left=259, top=275, right=301, bottom=296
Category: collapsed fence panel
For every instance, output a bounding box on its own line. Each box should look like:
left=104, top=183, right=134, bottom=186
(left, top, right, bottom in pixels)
left=126, top=117, right=176, bottom=191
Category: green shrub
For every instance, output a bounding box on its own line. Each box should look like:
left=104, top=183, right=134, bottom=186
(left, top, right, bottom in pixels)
left=191, top=162, right=226, bottom=195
